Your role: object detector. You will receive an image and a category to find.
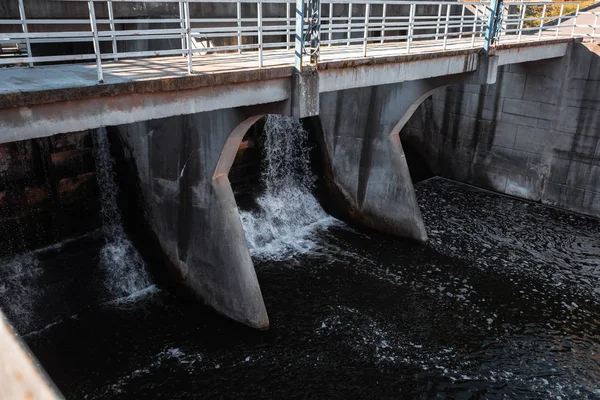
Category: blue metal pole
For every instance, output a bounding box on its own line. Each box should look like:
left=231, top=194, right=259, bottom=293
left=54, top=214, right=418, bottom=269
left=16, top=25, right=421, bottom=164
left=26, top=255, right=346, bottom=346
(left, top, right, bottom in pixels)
left=484, top=0, right=503, bottom=52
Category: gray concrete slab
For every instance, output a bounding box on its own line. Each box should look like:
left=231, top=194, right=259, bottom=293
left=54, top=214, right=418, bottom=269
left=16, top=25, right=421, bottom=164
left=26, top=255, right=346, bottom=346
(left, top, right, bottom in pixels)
left=0, top=35, right=575, bottom=104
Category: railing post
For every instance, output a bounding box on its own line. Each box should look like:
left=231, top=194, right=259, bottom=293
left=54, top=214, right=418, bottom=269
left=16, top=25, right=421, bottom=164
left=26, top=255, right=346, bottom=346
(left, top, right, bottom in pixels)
left=363, top=3, right=370, bottom=57
left=287, top=2, right=291, bottom=50
left=435, top=4, right=442, bottom=40
left=179, top=2, right=186, bottom=56
left=571, top=4, right=580, bottom=38
left=518, top=4, right=526, bottom=43
left=555, top=4, right=564, bottom=38
left=88, top=0, right=103, bottom=83
left=471, top=4, right=479, bottom=47
left=459, top=4, right=466, bottom=39
left=592, top=13, right=598, bottom=42
left=347, top=3, right=352, bottom=46
left=306, top=0, right=320, bottom=64
left=17, top=0, right=32, bottom=67
left=538, top=4, right=547, bottom=40
left=497, top=3, right=507, bottom=44
left=238, top=2, right=243, bottom=53
left=328, top=3, right=333, bottom=47
left=295, top=0, right=303, bottom=72
left=407, top=3, right=415, bottom=53
left=257, top=2, right=263, bottom=67
left=381, top=4, right=386, bottom=43
left=484, top=0, right=503, bottom=52
left=107, top=1, right=118, bottom=61
left=184, top=0, right=192, bottom=74
left=443, top=4, right=451, bottom=50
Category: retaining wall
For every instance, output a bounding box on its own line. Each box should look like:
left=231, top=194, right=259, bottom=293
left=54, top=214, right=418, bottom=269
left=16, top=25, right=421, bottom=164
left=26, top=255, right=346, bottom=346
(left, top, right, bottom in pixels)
left=402, top=42, right=600, bottom=218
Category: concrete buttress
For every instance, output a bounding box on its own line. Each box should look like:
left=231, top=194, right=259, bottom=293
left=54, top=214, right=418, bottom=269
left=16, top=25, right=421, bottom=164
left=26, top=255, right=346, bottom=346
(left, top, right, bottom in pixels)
left=317, top=71, right=489, bottom=242
left=114, top=104, right=290, bottom=329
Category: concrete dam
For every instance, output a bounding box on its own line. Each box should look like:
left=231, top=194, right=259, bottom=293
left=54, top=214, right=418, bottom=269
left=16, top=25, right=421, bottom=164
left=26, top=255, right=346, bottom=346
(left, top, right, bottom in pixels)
left=0, top=0, right=599, bottom=398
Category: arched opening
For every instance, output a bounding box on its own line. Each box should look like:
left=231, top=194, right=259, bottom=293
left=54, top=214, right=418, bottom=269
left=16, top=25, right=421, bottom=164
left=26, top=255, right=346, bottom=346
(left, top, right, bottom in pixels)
left=388, top=87, right=441, bottom=184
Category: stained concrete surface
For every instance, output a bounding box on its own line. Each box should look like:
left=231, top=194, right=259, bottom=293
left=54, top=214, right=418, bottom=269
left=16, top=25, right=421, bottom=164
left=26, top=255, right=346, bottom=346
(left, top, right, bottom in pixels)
left=113, top=104, right=295, bottom=328
left=403, top=41, right=600, bottom=219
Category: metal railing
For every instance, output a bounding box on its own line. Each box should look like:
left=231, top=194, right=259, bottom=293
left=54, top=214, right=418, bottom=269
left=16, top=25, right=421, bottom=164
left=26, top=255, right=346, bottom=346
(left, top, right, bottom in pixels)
left=0, top=0, right=597, bottom=83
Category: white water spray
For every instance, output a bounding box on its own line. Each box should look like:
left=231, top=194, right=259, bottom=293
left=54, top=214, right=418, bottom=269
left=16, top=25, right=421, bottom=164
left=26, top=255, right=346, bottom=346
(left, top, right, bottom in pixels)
left=0, top=253, right=43, bottom=333
left=93, top=127, right=150, bottom=297
left=239, top=115, right=334, bottom=259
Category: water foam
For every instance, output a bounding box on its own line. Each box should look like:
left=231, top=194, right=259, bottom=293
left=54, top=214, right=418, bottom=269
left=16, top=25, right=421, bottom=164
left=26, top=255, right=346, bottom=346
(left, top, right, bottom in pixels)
left=93, top=127, right=150, bottom=297
left=239, top=115, right=334, bottom=260
left=0, top=252, right=43, bottom=333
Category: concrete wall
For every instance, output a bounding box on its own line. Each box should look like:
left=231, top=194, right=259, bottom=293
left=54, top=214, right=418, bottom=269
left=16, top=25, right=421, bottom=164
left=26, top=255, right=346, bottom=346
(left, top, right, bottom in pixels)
left=0, top=131, right=99, bottom=256
left=314, top=62, right=494, bottom=243
left=402, top=42, right=600, bottom=218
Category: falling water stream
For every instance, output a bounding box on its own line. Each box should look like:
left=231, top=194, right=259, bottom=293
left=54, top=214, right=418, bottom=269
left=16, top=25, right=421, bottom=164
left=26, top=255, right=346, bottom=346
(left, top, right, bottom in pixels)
left=239, top=115, right=334, bottom=259
left=0, top=119, right=599, bottom=399
left=0, top=127, right=152, bottom=335
left=92, top=127, right=150, bottom=298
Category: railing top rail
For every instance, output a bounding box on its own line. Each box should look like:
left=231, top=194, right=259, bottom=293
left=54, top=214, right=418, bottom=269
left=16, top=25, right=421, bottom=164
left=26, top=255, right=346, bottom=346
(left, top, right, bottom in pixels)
left=2, top=0, right=597, bottom=83
left=54, top=0, right=493, bottom=3
left=53, top=0, right=581, bottom=3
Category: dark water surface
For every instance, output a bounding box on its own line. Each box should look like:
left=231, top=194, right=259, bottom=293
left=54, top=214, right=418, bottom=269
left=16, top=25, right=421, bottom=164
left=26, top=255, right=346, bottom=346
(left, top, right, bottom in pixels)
left=6, top=178, right=600, bottom=399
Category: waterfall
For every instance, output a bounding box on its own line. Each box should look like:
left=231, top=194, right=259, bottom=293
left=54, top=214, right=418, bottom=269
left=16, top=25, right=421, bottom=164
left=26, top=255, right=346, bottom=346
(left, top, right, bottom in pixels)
left=92, top=127, right=150, bottom=298
left=239, top=115, right=334, bottom=260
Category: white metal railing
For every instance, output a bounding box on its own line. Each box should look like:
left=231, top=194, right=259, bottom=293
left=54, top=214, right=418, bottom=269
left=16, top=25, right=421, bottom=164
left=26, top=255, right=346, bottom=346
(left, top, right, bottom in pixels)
left=0, top=0, right=597, bottom=83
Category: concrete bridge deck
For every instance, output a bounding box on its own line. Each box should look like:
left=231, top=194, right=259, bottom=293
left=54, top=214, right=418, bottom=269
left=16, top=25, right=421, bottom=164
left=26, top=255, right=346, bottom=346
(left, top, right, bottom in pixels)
left=0, top=35, right=573, bottom=143
left=0, top=35, right=572, bottom=107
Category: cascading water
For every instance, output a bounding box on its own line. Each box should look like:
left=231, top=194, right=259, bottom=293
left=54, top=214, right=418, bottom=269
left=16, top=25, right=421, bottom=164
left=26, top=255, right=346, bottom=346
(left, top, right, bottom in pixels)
left=92, top=127, right=150, bottom=298
left=239, top=115, right=334, bottom=259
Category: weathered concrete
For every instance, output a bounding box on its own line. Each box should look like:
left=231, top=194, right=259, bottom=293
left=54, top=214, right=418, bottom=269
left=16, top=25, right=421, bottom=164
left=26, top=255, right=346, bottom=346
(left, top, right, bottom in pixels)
left=0, top=67, right=296, bottom=143
left=0, top=313, right=61, bottom=399
left=107, top=57, right=490, bottom=326
left=0, top=35, right=586, bottom=330
left=0, top=38, right=573, bottom=142
left=403, top=41, right=600, bottom=218
left=113, top=102, right=294, bottom=329
left=317, top=67, right=493, bottom=242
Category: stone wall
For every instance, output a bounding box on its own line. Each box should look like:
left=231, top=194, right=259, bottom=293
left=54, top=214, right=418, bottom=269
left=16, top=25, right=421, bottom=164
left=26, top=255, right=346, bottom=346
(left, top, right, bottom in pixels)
left=402, top=42, right=600, bottom=218
left=0, top=131, right=99, bottom=255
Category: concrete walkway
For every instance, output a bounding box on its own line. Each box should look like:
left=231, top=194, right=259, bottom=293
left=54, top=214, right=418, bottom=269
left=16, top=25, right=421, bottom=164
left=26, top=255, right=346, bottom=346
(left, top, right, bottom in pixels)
left=0, top=34, right=573, bottom=100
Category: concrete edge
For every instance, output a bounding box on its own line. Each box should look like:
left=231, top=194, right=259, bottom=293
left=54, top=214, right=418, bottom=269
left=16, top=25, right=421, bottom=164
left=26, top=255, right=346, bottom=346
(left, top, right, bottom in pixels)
left=0, top=65, right=295, bottom=110
left=316, top=47, right=482, bottom=71
left=0, top=313, right=63, bottom=399
left=491, top=37, right=576, bottom=53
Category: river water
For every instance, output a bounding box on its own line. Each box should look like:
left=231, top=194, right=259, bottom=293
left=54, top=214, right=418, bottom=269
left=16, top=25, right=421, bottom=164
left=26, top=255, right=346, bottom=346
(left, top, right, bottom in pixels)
left=0, top=119, right=599, bottom=399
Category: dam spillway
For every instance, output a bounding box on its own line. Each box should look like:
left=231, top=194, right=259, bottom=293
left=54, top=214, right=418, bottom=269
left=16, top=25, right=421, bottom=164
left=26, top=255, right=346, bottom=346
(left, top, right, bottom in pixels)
left=0, top=0, right=600, bottom=396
